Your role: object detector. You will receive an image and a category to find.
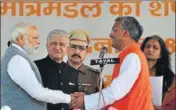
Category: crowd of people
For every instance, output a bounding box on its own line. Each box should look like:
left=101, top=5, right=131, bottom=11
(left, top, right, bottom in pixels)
left=1, top=16, right=175, bottom=110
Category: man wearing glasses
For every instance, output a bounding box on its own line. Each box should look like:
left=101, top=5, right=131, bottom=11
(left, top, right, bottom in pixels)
left=67, top=30, right=102, bottom=96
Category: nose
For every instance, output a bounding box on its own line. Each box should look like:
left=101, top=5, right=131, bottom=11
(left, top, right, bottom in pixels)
left=109, top=33, right=113, bottom=38
left=37, top=39, right=40, bottom=45
left=55, top=44, right=61, bottom=50
left=36, top=39, right=40, bottom=46
left=75, top=48, right=81, bottom=53
left=148, top=47, right=154, bottom=52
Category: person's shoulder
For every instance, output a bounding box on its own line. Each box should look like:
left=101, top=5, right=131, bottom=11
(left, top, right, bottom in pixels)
left=64, top=62, right=76, bottom=70
left=62, top=62, right=77, bottom=72
left=83, top=65, right=100, bottom=74
left=35, top=58, right=45, bottom=63
left=34, top=57, right=47, bottom=64
left=10, top=55, right=28, bottom=64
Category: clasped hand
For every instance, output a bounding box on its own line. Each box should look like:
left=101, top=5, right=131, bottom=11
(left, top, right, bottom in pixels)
left=69, top=92, right=85, bottom=110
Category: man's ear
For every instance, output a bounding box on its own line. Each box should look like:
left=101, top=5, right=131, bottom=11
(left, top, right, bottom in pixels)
left=85, top=48, right=89, bottom=57
left=16, top=35, right=25, bottom=46
left=46, top=43, right=50, bottom=52
left=123, top=30, right=129, bottom=37
left=46, top=43, right=50, bottom=48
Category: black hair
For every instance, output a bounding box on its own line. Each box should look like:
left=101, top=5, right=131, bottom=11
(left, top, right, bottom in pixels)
left=141, top=35, right=174, bottom=96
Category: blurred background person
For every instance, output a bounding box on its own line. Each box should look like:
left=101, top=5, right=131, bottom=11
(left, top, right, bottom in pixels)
left=1, top=21, right=73, bottom=110
left=140, top=35, right=175, bottom=110
left=35, top=29, right=78, bottom=110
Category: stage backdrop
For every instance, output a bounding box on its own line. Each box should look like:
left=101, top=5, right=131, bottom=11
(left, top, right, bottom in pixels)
left=1, top=1, right=175, bottom=86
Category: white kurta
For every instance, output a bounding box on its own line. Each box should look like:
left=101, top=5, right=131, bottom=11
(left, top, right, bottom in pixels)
left=84, top=52, right=141, bottom=110
left=7, top=43, right=71, bottom=104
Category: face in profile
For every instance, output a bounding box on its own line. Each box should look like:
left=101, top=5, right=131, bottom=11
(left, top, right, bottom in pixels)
left=23, top=26, right=40, bottom=54
left=109, top=22, right=126, bottom=50
left=143, top=39, right=161, bottom=60
left=47, top=36, right=68, bottom=61
left=67, top=44, right=87, bottom=65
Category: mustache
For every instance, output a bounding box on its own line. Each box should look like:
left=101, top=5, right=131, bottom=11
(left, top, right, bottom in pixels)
left=72, top=54, right=81, bottom=58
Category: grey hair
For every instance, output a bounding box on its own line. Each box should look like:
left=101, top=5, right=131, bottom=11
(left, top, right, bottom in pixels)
left=115, top=16, right=143, bottom=42
left=10, top=21, right=35, bottom=43
left=47, top=29, right=69, bottom=44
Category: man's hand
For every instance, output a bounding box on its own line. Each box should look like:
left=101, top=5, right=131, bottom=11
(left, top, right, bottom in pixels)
left=71, top=94, right=76, bottom=103
left=70, top=92, right=85, bottom=109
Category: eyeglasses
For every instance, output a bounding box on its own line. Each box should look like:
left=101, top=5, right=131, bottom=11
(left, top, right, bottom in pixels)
left=49, top=42, right=67, bottom=47
left=69, top=44, right=88, bottom=51
left=111, top=28, right=124, bottom=33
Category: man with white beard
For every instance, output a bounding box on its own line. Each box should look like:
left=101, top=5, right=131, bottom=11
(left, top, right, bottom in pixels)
left=1, top=21, right=74, bottom=110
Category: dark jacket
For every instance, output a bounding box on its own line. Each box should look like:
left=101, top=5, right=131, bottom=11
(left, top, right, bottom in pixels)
left=35, top=56, right=78, bottom=110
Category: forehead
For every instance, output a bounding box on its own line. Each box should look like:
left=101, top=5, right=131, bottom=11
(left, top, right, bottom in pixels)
left=146, top=39, right=160, bottom=47
left=49, top=36, right=68, bottom=42
left=112, top=22, right=121, bottom=28
left=26, top=29, right=39, bottom=38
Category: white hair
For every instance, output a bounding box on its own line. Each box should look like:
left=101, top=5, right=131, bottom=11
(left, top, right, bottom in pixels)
left=47, top=29, right=69, bottom=44
left=10, top=21, right=34, bottom=43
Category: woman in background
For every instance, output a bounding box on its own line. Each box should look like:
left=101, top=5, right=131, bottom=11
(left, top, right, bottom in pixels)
left=140, top=35, right=175, bottom=110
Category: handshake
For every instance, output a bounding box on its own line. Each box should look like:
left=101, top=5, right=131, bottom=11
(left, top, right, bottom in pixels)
left=69, top=92, right=85, bottom=110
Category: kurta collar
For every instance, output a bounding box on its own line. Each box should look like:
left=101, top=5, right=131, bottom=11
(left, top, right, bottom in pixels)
left=11, top=43, right=26, bottom=54
left=46, top=55, right=65, bottom=68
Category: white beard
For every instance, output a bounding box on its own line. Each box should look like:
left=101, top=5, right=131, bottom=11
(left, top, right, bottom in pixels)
left=23, top=40, right=38, bottom=55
